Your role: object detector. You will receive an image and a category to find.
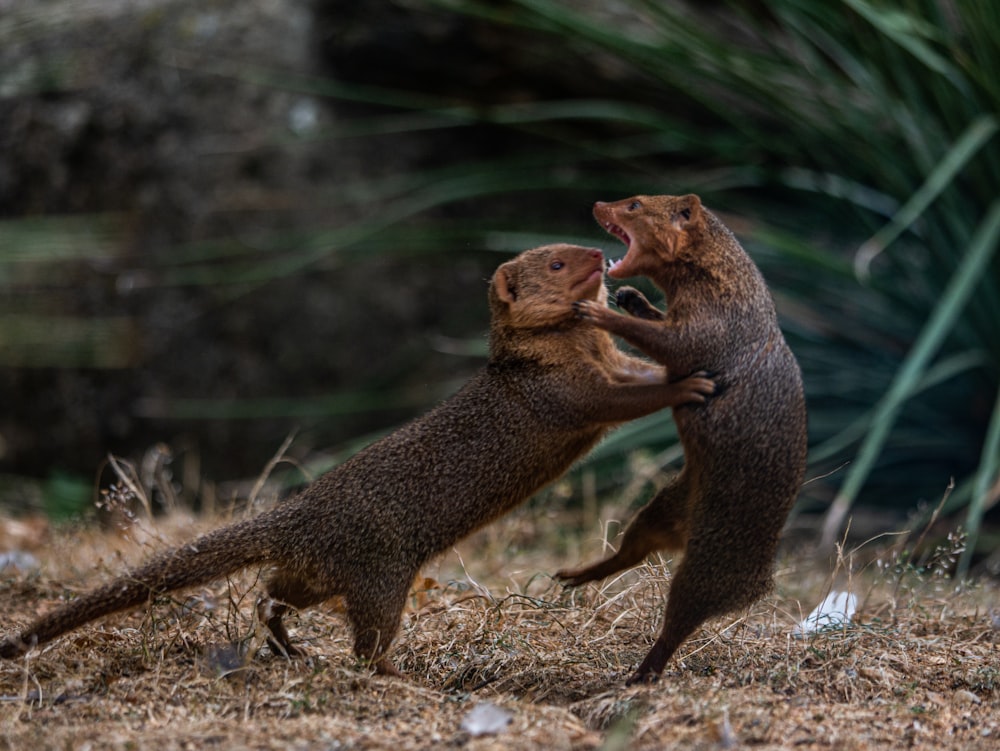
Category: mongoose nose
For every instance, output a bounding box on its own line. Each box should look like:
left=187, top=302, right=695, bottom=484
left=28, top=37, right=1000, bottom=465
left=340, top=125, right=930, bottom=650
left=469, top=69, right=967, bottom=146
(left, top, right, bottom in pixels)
left=588, top=248, right=603, bottom=260
left=593, top=201, right=607, bottom=208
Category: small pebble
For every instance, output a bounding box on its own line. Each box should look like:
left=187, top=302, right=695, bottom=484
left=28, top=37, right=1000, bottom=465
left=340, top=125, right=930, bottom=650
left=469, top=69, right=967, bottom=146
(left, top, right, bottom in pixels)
left=953, top=689, right=981, bottom=706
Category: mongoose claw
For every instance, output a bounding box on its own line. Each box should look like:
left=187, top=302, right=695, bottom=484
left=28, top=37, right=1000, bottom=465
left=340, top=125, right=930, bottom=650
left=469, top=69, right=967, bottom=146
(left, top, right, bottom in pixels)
left=374, top=657, right=403, bottom=677
left=267, top=639, right=307, bottom=659
left=624, top=668, right=661, bottom=686
left=553, top=567, right=596, bottom=588
left=553, top=568, right=579, bottom=587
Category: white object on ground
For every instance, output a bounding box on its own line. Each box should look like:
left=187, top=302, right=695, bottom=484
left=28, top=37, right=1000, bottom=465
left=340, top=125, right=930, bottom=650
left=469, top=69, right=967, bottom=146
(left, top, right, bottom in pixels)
left=461, top=702, right=513, bottom=737
left=0, top=551, right=39, bottom=572
left=793, top=590, right=857, bottom=636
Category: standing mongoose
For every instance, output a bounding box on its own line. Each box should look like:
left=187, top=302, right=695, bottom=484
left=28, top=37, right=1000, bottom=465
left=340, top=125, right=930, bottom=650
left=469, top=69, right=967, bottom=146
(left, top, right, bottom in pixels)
left=556, top=194, right=808, bottom=684
left=1, top=243, right=714, bottom=676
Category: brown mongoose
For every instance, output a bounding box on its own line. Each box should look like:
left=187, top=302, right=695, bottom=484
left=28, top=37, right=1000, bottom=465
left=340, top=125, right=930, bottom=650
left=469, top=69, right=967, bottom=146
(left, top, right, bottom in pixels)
left=556, top=194, right=808, bottom=684
left=0, top=243, right=714, bottom=676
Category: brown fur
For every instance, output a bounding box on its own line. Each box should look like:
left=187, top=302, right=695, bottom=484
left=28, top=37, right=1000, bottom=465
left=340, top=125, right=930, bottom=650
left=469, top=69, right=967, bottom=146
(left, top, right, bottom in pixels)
left=0, top=244, right=713, bottom=676
left=556, top=195, right=808, bottom=684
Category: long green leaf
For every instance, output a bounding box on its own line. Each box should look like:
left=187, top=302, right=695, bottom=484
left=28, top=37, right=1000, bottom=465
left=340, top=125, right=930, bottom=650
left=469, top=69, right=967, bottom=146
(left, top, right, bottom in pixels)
left=842, top=0, right=968, bottom=91
left=808, top=350, right=989, bottom=464
left=821, top=199, right=1000, bottom=546
left=957, top=386, right=1000, bottom=577
left=854, top=115, right=999, bottom=278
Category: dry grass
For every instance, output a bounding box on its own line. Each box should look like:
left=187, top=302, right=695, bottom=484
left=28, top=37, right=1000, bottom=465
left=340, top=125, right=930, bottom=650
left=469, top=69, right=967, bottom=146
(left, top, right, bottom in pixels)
left=1, top=500, right=998, bottom=751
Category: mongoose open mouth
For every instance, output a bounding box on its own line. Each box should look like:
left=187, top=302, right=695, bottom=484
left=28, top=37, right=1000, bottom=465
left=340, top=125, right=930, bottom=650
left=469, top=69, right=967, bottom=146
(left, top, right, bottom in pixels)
left=601, top=221, right=633, bottom=276
left=602, top=221, right=631, bottom=248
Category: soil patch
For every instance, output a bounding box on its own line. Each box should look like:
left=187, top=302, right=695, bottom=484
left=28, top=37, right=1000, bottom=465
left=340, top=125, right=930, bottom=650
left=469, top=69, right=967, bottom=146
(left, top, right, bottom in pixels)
left=1, top=508, right=997, bottom=750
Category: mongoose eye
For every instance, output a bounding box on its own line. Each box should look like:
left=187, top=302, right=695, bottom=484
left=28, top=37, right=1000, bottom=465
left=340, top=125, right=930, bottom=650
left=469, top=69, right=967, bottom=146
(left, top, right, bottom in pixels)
left=628, top=201, right=641, bottom=211
left=550, top=261, right=564, bottom=270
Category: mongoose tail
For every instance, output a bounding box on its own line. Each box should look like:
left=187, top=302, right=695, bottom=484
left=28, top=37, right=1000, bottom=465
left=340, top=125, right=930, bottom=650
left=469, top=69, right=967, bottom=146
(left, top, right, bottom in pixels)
left=0, top=516, right=271, bottom=658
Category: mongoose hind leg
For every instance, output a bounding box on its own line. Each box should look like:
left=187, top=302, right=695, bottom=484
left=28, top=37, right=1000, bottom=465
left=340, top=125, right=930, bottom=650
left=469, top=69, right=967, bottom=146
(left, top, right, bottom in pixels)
left=626, top=553, right=706, bottom=685
left=615, top=286, right=664, bottom=321
left=257, top=598, right=304, bottom=657
left=556, top=474, right=691, bottom=587
left=626, top=530, right=774, bottom=684
left=346, top=579, right=412, bottom=677
left=257, top=569, right=334, bottom=657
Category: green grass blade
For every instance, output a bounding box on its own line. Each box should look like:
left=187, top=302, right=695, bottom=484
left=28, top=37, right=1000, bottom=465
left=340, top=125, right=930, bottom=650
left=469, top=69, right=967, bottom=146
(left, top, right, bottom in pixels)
left=0, top=215, right=120, bottom=260
left=842, top=0, right=968, bottom=90
left=132, top=387, right=443, bottom=421
left=957, top=386, right=1000, bottom=577
left=821, top=198, right=1000, bottom=546
left=855, top=115, right=999, bottom=278
left=0, top=314, right=138, bottom=368
left=808, top=349, right=989, bottom=464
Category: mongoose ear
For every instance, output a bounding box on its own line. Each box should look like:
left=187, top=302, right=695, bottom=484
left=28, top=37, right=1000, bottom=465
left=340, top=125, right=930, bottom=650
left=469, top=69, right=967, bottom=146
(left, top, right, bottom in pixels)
left=673, top=194, right=703, bottom=231
left=493, top=263, right=518, bottom=304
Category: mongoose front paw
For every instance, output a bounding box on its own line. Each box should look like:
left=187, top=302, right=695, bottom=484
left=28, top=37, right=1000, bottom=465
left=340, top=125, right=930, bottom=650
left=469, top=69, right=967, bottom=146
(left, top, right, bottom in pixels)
left=614, top=286, right=644, bottom=308
left=572, top=299, right=604, bottom=321
left=681, top=371, right=717, bottom=402
left=615, top=286, right=662, bottom=320
left=682, top=376, right=717, bottom=403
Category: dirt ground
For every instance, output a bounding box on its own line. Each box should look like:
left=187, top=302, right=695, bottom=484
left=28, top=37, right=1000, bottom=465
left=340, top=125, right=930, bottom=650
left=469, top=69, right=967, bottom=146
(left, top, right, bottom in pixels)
left=1, top=505, right=997, bottom=751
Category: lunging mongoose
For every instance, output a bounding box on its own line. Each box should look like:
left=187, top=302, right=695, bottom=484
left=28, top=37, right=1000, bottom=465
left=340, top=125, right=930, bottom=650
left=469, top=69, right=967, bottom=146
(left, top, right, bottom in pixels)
left=1, top=243, right=714, bottom=676
left=556, top=194, right=808, bottom=684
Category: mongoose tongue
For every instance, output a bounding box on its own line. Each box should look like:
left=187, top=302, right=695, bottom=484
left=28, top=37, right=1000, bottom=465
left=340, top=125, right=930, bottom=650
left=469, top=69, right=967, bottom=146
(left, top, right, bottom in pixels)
left=607, top=242, right=641, bottom=280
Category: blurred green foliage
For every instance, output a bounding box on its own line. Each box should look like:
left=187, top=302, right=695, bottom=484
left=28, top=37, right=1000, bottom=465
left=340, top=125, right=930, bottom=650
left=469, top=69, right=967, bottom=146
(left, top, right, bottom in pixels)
left=2, top=1, right=998, bottom=572
left=0, top=216, right=136, bottom=368
left=317, top=0, right=997, bottom=567
left=422, top=0, right=1000, bottom=571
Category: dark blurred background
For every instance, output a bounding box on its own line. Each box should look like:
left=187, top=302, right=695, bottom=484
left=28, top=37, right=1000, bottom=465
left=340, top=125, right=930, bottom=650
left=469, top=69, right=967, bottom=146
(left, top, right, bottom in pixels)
left=1, top=0, right=997, bottom=573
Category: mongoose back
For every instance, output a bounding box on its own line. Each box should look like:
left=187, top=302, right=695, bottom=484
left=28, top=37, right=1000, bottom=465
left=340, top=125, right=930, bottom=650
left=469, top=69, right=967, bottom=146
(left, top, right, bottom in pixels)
left=1, top=243, right=713, bottom=676
left=557, top=194, right=807, bottom=684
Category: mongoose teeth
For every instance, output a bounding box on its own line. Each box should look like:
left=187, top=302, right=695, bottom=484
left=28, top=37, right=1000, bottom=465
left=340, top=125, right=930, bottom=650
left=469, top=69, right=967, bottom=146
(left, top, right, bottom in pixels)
left=603, top=221, right=631, bottom=247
